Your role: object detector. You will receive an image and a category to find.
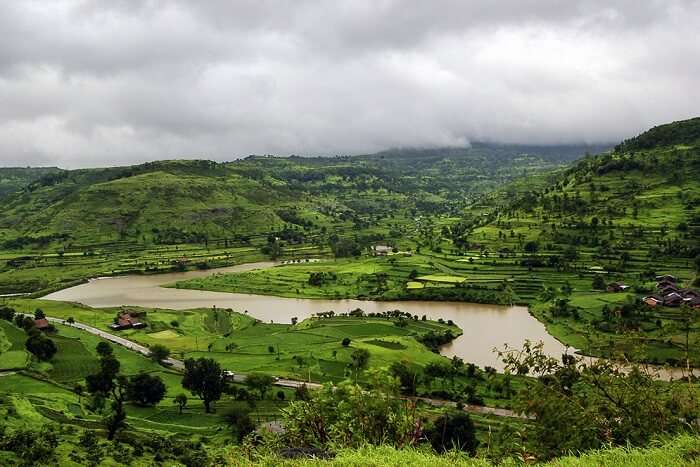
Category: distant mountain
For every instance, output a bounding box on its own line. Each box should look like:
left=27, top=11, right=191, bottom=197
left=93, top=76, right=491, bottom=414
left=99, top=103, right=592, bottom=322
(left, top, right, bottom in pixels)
left=0, top=144, right=597, bottom=248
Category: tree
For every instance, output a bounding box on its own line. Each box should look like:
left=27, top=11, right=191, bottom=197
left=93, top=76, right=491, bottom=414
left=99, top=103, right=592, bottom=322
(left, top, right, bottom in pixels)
left=75, top=430, right=104, bottom=466
left=341, top=337, right=351, bottom=347
left=0, top=306, right=15, bottom=321
left=34, top=309, right=46, bottom=320
left=349, top=348, right=370, bottom=381
left=283, top=371, right=420, bottom=448
left=560, top=281, right=573, bottom=296
left=182, top=357, right=226, bottom=413
left=66, top=316, right=75, bottom=324
left=677, top=304, right=698, bottom=382
left=127, top=373, right=166, bottom=406
left=295, top=383, right=311, bottom=401
left=291, top=316, right=298, bottom=325
left=174, top=394, right=188, bottom=414
left=0, top=427, right=59, bottom=465
left=149, top=344, right=170, bottom=363
left=85, top=347, right=128, bottom=440
left=25, top=334, right=57, bottom=361
left=523, top=241, right=539, bottom=253
left=245, top=373, right=274, bottom=400
left=424, top=361, right=451, bottom=390
left=389, top=361, right=419, bottom=395
left=498, top=341, right=700, bottom=459
left=425, top=411, right=479, bottom=455
left=73, top=383, right=84, bottom=403
left=96, top=341, right=113, bottom=358
left=222, top=406, right=256, bottom=442
left=592, top=274, right=606, bottom=290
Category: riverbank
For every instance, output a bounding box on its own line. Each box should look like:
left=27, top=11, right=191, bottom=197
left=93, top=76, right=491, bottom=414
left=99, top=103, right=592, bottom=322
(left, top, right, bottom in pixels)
left=32, top=260, right=567, bottom=371
left=169, top=256, right=700, bottom=368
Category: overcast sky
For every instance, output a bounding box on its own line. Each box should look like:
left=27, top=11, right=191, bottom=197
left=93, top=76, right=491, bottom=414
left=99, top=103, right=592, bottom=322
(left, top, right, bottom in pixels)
left=1, top=1, right=699, bottom=168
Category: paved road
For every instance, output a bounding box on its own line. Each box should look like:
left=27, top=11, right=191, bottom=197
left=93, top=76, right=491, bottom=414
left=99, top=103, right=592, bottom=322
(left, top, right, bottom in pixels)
left=415, top=396, right=526, bottom=419
left=38, top=315, right=322, bottom=390
left=39, top=315, right=519, bottom=417
left=41, top=316, right=185, bottom=369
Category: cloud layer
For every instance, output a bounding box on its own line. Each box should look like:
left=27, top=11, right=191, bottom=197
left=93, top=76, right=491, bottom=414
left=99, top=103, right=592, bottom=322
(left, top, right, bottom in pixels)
left=1, top=0, right=699, bottom=167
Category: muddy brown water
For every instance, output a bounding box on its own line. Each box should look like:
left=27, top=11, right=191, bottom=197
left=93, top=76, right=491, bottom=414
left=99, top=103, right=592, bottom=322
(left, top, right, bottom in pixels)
left=43, top=262, right=574, bottom=371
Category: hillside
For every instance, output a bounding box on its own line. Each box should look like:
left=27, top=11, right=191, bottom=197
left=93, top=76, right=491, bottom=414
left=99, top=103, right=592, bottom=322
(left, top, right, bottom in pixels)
left=0, top=167, right=63, bottom=199
left=615, top=116, right=700, bottom=153
left=175, top=118, right=700, bottom=365
left=464, top=117, right=700, bottom=362
left=0, top=143, right=603, bottom=295
left=0, top=144, right=598, bottom=248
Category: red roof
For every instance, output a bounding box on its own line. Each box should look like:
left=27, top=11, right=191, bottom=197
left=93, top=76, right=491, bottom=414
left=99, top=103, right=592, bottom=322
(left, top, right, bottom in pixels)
left=35, top=318, right=49, bottom=329
left=117, top=313, right=142, bottom=327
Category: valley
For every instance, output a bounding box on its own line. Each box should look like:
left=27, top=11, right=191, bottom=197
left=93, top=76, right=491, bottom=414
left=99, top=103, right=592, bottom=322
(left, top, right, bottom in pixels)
left=1, top=121, right=699, bottom=465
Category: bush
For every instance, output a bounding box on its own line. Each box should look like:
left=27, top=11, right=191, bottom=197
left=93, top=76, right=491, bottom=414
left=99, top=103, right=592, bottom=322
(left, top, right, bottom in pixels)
left=222, top=406, right=255, bottom=442
left=425, top=411, right=479, bottom=455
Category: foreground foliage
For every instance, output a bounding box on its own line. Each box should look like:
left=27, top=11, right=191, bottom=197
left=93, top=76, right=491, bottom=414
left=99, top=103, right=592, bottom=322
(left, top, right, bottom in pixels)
left=499, top=341, right=700, bottom=460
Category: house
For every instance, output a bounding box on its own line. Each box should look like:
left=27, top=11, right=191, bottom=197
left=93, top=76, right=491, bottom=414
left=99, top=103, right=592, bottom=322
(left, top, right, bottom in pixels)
left=656, top=275, right=677, bottom=283
left=607, top=283, right=630, bottom=293
left=372, top=245, right=393, bottom=256
left=656, top=280, right=677, bottom=289
left=663, top=292, right=684, bottom=307
left=109, top=313, right=146, bottom=331
left=643, top=296, right=663, bottom=307
left=690, top=297, right=700, bottom=309
left=679, top=289, right=700, bottom=299
left=658, top=285, right=679, bottom=296
left=34, top=318, right=49, bottom=330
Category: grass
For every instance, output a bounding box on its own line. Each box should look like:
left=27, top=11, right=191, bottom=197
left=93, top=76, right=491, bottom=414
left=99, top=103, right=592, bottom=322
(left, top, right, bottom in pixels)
left=7, top=299, right=460, bottom=384
left=223, top=433, right=700, bottom=466
left=0, top=319, right=30, bottom=370
left=0, top=351, right=29, bottom=370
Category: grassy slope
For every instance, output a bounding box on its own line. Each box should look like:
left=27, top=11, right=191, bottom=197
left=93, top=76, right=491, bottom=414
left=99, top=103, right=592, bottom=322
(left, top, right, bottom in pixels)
left=0, top=146, right=589, bottom=245
left=230, top=434, right=700, bottom=466
left=0, top=306, right=519, bottom=465
left=0, top=166, right=63, bottom=199
left=0, top=315, right=296, bottom=447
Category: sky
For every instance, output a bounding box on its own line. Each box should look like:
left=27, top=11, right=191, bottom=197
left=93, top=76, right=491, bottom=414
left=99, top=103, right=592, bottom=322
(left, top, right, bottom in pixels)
left=0, top=1, right=699, bottom=168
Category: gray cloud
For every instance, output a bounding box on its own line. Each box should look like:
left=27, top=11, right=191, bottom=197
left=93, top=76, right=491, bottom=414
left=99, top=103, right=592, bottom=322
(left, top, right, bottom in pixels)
left=0, top=0, right=699, bottom=168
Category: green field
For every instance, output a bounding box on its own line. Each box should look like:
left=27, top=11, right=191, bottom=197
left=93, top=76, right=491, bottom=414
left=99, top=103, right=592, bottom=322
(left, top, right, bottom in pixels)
left=0, top=319, right=30, bottom=370
left=5, top=299, right=462, bottom=383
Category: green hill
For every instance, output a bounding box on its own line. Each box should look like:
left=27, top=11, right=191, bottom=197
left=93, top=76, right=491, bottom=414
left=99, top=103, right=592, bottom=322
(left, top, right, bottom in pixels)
left=615, top=116, right=700, bottom=153
left=0, top=144, right=599, bottom=248
left=0, top=167, right=63, bottom=199
left=463, top=117, right=700, bottom=362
